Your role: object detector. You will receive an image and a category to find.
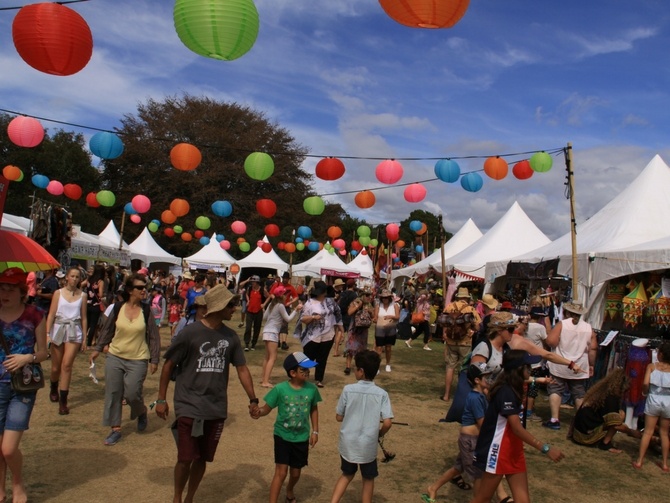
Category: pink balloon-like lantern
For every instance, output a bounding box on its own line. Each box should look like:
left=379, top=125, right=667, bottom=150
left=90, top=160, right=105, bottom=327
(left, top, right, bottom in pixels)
left=231, top=220, right=247, bottom=235
left=220, top=240, right=231, bottom=250
left=132, top=194, right=151, bottom=214
left=46, top=180, right=64, bottom=196
left=386, top=223, right=400, bottom=240
left=375, top=159, right=403, bottom=184
left=130, top=214, right=141, bottom=224
left=7, top=116, right=44, bottom=147
left=403, top=183, right=427, bottom=203
left=332, top=238, right=345, bottom=250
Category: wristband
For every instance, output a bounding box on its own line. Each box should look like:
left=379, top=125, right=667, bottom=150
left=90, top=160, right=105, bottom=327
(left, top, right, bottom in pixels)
left=149, top=399, right=166, bottom=409
left=568, top=361, right=575, bottom=370
left=312, top=431, right=318, bottom=435
left=541, top=443, right=550, bottom=454
left=249, top=398, right=259, bottom=405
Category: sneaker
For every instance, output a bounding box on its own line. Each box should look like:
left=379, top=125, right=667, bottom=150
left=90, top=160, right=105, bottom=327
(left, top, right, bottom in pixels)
left=238, top=323, right=244, bottom=328
left=385, top=365, right=392, bottom=372
left=104, top=430, right=122, bottom=446
left=137, top=412, right=148, bottom=432
left=542, top=419, right=561, bottom=430
left=344, top=367, right=351, bottom=375
left=244, top=347, right=250, bottom=352
left=423, top=346, right=432, bottom=351
left=404, top=340, right=412, bottom=348
left=527, top=410, right=542, bottom=422
left=250, top=346, right=256, bottom=351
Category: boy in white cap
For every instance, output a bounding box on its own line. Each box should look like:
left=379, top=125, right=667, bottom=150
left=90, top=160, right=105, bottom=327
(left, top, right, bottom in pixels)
left=254, top=352, right=322, bottom=503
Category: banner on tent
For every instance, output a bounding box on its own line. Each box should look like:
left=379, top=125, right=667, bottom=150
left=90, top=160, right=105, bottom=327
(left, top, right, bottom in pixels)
left=505, top=259, right=560, bottom=280
left=320, top=268, right=360, bottom=279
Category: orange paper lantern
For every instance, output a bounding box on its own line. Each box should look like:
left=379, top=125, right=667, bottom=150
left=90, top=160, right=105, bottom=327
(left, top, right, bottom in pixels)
left=2, top=165, right=22, bottom=181
left=327, top=226, right=342, bottom=239
left=230, top=263, right=240, bottom=274
left=355, top=190, right=376, bottom=209
left=483, top=156, right=509, bottom=180
left=170, top=198, right=190, bottom=217
left=284, top=243, right=296, bottom=253
left=181, top=232, right=193, bottom=242
left=170, top=143, right=202, bottom=171
left=379, top=0, right=470, bottom=29
left=12, top=3, right=93, bottom=76
left=161, top=210, right=177, bottom=224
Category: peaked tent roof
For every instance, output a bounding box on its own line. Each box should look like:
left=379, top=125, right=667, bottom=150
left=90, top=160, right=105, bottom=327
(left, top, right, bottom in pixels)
left=348, top=251, right=374, bottom=278
left=99, top=220, right=130, bottom=250
left=128, top=227, right=181, bottom=265
left=236, top=237, right=289, bottom=273
left=292, top=247, right=358, bottom=277
left=394, top=218, right=483, bottom=278
left=184, top=234, right=236, bottom=268
left=447, top=202, right=551, bottom=280
left=486, top=155, right=670, bottom=282
left=1, top=215, right=28, bottom=235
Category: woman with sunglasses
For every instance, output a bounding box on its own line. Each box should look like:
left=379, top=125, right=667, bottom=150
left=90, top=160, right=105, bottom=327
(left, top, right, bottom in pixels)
left=0, top=268, right=49, bottom=503
left=91, top=273, right=160, bottom=446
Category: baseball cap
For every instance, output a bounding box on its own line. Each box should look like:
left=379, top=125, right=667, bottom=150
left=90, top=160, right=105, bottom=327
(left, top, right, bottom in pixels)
left=283, top=352, right=318, bottom=372
left=502, top=351, right=542, bottom=371
left=0, top=268, right=28, bottom=285
left=467, top=363, right=494, bottom=384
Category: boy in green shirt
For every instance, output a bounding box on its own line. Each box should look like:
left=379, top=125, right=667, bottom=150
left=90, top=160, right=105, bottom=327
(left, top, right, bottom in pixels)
left=255, top=352, right=322, bottom=503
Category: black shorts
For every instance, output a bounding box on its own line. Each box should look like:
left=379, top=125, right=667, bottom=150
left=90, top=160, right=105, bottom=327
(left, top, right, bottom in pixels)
left=340, top=456, right=378, bottom=480
left=374, top=325, right=397, bottom=347
left=274, top=435, right=309, bottom=469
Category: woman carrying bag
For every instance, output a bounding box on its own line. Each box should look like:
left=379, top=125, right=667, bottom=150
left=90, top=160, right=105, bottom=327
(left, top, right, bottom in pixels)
left=0, top=268, right=49, bottom=503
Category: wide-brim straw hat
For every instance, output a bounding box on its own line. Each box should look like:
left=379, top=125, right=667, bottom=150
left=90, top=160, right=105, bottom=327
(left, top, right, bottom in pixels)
left=563, top=301, right=585, bottom=315
left=204, top=285, right=236, bottom=313
left=455, top=287, right=470, bottom=299
left=379, top=288, right=393, bottom=298
left=481, top=294, right=498, bottom=310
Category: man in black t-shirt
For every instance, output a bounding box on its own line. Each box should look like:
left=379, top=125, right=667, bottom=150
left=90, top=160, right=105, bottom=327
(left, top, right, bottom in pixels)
left=35, top=268, right=60, bottom=312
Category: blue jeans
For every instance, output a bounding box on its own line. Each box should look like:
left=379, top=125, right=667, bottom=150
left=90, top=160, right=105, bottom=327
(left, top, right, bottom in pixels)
left=0, top=383, right=37, bottom=433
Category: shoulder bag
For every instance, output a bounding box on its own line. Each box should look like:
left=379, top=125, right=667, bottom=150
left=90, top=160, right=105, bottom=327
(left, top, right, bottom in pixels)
left=0, top=327, right=44, bottom=393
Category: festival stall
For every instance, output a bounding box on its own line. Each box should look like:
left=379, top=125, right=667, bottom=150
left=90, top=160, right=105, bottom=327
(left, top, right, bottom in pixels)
left=292, top=246, right=359, bottom=279
left=128, top=226, right=181, bottom=267
left=348, top=250, right=374, bottom=279
left=236, top=237, right=289, bottom=279
left=184, top=233, right=236, bottom=271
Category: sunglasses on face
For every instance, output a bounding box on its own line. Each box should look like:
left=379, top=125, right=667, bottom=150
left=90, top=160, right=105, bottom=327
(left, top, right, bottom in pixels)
left=132, top=284, right=147, bottom=291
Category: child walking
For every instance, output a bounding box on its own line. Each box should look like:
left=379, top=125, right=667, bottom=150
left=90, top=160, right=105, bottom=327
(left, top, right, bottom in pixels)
left=254, top=352, right=321, bottom=503
left=330, top=350, right=393, bottom=503
left=168, top=295, right=181, bottom=338
left=634, top=341, right=670, bottom=472
left=422, top=363, right=493, bottom=503
left=470, top=350, right=565, bottom=503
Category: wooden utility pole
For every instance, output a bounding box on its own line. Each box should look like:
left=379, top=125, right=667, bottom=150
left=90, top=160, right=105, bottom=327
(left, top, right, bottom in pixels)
left=566, top=142, right=579, bottom=301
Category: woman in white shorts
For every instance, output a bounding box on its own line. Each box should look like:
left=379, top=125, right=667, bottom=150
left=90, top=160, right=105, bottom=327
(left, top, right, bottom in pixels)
left=260, top=286, right=302, bottom=387
left=46, top=267, right=88, bottom=415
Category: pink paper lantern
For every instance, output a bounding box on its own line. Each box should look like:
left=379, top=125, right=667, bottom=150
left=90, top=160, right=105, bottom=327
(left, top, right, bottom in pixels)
left=403, top=183, right=427, bottom=203
left=46, top=180, right=64, bottom=196
left=130, top=214, right=141, bottom=224
left=375, top=159, right=404, bottom=184
left=220, top=240, right=231, bottom=250
left=339, top=249, right=346, bottom=256
left=7, top=116, right=44, bottom=147
left=231, top=220, right=247, bottom=235
left=257, top=240, right=264, bottom=247
left=131, top=194, right=151, bottom=214
left=332, top=238, right=346, bottom=249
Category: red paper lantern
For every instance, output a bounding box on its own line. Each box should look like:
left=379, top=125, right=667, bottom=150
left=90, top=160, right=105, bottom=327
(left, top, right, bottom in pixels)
left=512, top=160, right=534, bottom=180
left=86, top=192, right=100, bottom=208
left=2, top=165, right=22, bottom=181
left=193, top=230, right=204, bottom=239
left=351, top=241, right=362, bottom=251
left=355, top=190, right=376, bottom=209
left=483, top=156, right=509, bottom=180
left=12, top=3, right=93, bottom=76
left=170, top=198, right=190, bottom=217
left=315, top=157, right=345, bottom=180
left=161, top=210, right=177, bottom=224
left=261, top=242, right=273, bottom=253
left=164, top=228, right=175, bottom=238
left=130, top=214, right=141, bottom=224
left=265, top=224, right=280, bottom=237
left=403, top=183, right=427, bottom=203
left=132, top=194, right=151, bottom=214
left=277, top=242, right=286, bottom=250
left=63, top=183, right=82, bottom=200
left=284, top=243, right=296, bottom=253
left=375, top=159, right=403, bottom=184
left=170, top=143, right=201, bottom=171
left=256, top=199, right=277, bottom=218
left=379, top=0, right=470, bottom=29
left=7, top=116, right=44, bottom=147
left=231, top=221, right=247, bottom=235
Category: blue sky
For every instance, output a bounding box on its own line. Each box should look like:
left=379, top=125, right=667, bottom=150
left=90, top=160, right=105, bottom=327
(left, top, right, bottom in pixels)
left=2, top=0, right=670, bottom=240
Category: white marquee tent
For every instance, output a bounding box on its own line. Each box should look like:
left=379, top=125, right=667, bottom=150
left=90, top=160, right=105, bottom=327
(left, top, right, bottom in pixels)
left=184, top=233, right=236, bottom=270
left=236, top=238, right=289, bottom=276
left=292, top=247, right=359, bottom=277
left=128, top=227, right=181, bottom=266
left=349, top=251, right=374, bottom=278
left=447, top=202, right=551, bottom=281
left=394, top=218, right=483, bottom=278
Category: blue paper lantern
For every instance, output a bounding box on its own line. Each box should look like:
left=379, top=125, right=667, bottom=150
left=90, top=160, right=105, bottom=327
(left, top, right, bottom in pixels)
left=434, top=159, right=460, bottom=183
left=350, top=250, right=358, bottom=257
left=199, top=237, right=210, bottom=246
left=297, top=226, right=312, bottom=239
left=211, top=200, right=233, bottom=217
left=308, top=241, right=320, bottom=252
left=415, top=245, right=424, bottom=253
left=124, top=202, right=137, bottom=215
left=31, top=174, right=49, bottom=189
left=151, top=219, right=160, bottom=226
left=460, top=172, right=484, bottom=192
left=409, top=220, right=422, bottom=232
left=89, top=132, right=124, bottom=160
left=295, top=237, right=303, bottom=244
left=216, top=234, right=225, bottom=242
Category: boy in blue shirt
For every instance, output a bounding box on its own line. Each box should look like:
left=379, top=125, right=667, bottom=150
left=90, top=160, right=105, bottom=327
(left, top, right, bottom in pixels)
left=330, top=350, right=393, bottom=503
left=422, top=363, right=492, bottom=503
left=255, top=352, right=321, bottom=503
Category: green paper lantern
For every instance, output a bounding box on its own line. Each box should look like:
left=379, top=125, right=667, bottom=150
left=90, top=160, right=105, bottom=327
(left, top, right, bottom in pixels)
left=359, top=236, right=371, bottom=246
left=303, top=196, right=325, bottom=216
left=195, top=216, right=211, bottom=230
left=296, top=242, right=305, bottom=251
left=370, top=239, right=378, bottom=247
left=173, top=0, right=259, bottom=61
left=239, top=241, right=250, bottom=252
left=529, top=151, right=553, bottom=173
left=148, top=222, right=159, bottom=233
left=96, top=190, right=116, bottom=207
left=357, top=225, right=371, bottom=237
left=244, top=152, right=274, bottom=181
left=173, top=225, right=183, bottom=234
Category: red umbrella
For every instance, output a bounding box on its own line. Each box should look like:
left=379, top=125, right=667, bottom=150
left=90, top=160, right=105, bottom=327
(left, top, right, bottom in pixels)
left=0, top=229, right=60, bottom=272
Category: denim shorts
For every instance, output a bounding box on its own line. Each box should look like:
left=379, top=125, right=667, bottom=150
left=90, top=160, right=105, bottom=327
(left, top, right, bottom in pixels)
left=0, top=383, right=37, bottom=433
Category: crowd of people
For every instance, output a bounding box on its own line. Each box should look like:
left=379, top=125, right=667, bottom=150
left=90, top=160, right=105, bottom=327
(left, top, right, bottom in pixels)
left=1, top=264, right=669, bottom=502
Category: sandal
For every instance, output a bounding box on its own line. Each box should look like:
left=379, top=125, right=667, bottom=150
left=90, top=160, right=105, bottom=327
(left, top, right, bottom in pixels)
left=449, top=475, right=472, bottom=491
left=499, top=497, right=514, bottom=503
left=421, top=494, right=436, bottom=503
left=285, top=497, right=296, bottom=503
left=632, top=460, right=643, bottom=470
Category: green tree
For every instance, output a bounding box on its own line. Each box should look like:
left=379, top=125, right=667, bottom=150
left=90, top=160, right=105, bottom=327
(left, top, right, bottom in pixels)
left=0, top=113, right=105, bottom=231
